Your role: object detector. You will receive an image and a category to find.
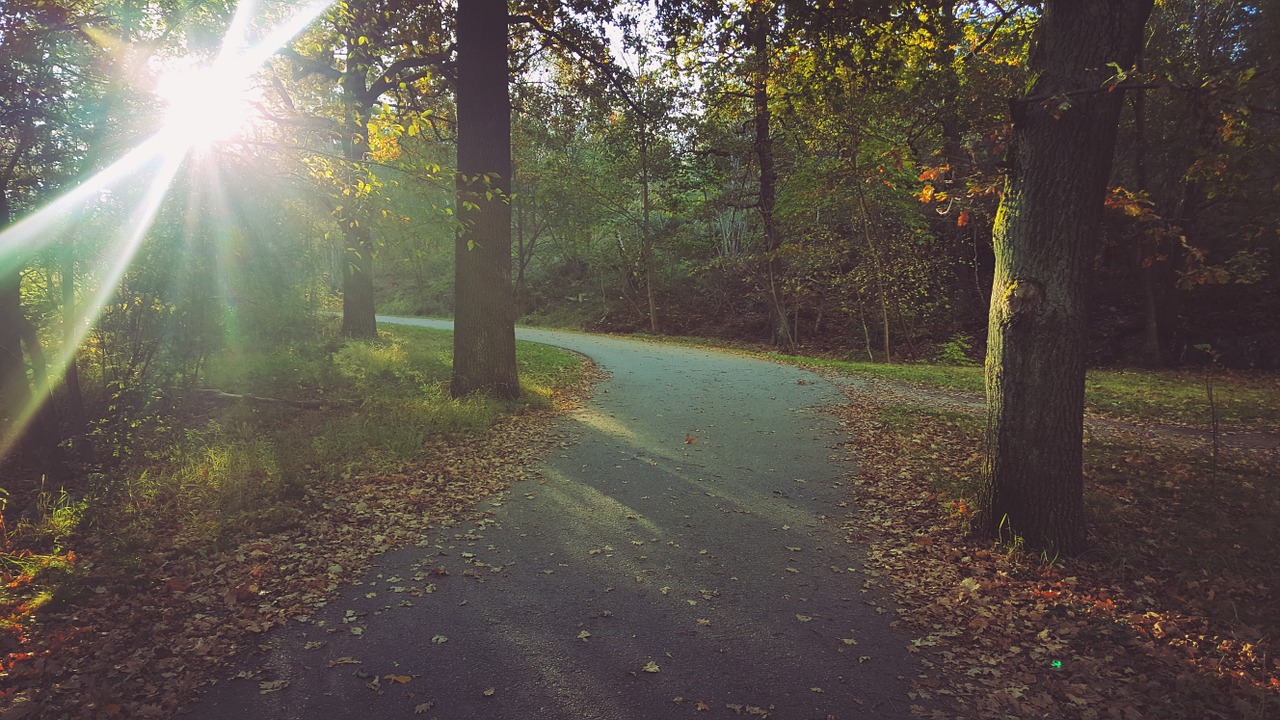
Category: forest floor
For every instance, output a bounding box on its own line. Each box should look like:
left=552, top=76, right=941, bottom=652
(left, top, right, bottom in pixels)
left=2, top=324, right=1277, bottom=719
left=813, top=367, right=1280, bottom=719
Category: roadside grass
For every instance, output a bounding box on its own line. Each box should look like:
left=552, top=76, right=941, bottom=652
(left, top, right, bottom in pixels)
left=771, top=353, right=1278, bottom=427
left=628, top=332, right=1279, bottom=428
left=840, top=395, right=1279, bottom=716
left=0, top=323, right=584, bottom=636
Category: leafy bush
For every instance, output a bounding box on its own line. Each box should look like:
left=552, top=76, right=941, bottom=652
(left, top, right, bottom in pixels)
left=934, top=334, right=978, bottom=366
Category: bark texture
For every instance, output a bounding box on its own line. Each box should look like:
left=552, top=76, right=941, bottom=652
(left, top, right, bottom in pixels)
left=339, top=37, right=377, bottom=339
left=980, top=0, right=1154, bottom=554
left=451, top=0, right=519, bottom=400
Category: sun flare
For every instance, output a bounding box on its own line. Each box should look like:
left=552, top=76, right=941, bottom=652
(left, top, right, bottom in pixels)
left=156, top=63, right=261, bottom=150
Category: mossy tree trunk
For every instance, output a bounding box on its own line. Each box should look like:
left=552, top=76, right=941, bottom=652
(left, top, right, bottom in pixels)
left=979, top=0, right=1154, bottom=555
left=451, top=0, right=519, bottom=400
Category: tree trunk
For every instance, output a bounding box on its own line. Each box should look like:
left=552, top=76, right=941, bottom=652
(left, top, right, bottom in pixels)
left=60, top=244, right=88, bottom=440
left=339, top=41, right=378, bottom=338
left=639, top=119, right=658, bottom=333
left=452, top=0, right=519, bottom=400
left=0, top=266, right=31, bottom=461
left=855, top=184, right=892, bottom=363
left=1130, top=70, right=1164, bottom=366
left=749, top=3, right=792, bottom=349
left=979, top=0, right=1153, bottom=555
left=340, top=226, right=377, bottom=337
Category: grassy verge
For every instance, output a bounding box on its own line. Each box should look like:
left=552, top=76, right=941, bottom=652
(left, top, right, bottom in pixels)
left=627, top=332, right=1279, bottom=428
left=0, top=323, right=587, bottom=703
left=768, top=353, right=1278, bottom=427
left=74, top=324, right=580, bottom=554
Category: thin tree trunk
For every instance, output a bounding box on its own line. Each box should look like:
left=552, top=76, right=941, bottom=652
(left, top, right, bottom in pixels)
left=854, top=288, right=874, bottom=361
left=979, top=0, right=1153, bottom=555
left=515, top=193, right=527, bottom=315
left=640, top=119, right=658, bottom=333
left=749, top=3, right=792, bottom=349
left=60, top=244, right=87, bottom=439
left=1130, top=68, right=1163, bottom=366
left=855, top=184, right=892, bottom=363
left=452, top=0, right=519, bottom=399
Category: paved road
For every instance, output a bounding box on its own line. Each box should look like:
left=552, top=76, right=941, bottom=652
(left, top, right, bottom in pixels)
left=185, top=318, right=923, bottom=719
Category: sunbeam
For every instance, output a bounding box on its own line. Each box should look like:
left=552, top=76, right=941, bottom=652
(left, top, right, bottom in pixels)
left=0, top=0, right=334, bottom=460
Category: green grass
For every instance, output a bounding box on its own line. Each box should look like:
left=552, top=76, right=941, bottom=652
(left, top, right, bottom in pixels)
left=1084, top=368, right=1279, bottom=427
left=1, top=320, right=587, bottom=649
left=644, top=338, right=1277, bottom=429
left=5, top=324, right=583, bottom=572
left=771, top=354, right=989, bottom=393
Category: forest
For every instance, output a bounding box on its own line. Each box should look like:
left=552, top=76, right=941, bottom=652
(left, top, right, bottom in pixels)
left=4, top=0, right=1277, bottom=469
left=1, top=0, right=1278, bottom=717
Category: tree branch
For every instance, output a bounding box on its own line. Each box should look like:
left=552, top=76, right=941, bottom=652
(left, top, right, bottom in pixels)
left=278, top=47, right=342, bottom=82
left=507, top=14, right=650, bottom=120
left=364, top=46, right=456, bottom=104
left=963, top=2, right=1013, bottom=61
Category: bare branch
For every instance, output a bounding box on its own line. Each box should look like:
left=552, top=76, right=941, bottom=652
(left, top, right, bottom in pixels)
left=507, top=14, right=650, bottom=120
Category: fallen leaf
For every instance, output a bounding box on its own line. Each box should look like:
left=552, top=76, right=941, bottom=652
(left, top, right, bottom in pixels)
left=258, top=679, right=289, bottom=694
left=328, top=657, right=361, bottom=667
left=796, top=614, right=813, bottom=622
left=414, top=702, right=434, bottom=714
left=383, top=674, right=411, bottom=684
left=642, top=661, right=661, bottom=673
left=483, top=687, right=496, bottom=697
left=431, top=634, right=448, bottom=644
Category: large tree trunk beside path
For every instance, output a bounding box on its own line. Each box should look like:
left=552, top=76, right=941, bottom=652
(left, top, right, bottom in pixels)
left=979, top=0, right=1154, bottom=555
left=451, top=0, right=519, bottom=400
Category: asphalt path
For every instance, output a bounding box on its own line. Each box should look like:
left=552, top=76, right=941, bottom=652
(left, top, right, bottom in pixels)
left=184, top=317, right=924, bottom=719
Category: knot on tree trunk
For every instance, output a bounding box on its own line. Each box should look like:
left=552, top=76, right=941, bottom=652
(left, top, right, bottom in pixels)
left=997, top=278, right=1045, bottom=325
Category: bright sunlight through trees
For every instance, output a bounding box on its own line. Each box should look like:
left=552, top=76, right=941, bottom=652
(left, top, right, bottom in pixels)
left=155, top=62, right=263, bottom=150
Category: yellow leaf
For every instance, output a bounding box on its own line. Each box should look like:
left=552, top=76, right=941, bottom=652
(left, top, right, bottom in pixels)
left=383, top=674, right=412, bottom=684
left=258, top=679, right=289, bottom=694
left=642, top=661, right=661, bottom=673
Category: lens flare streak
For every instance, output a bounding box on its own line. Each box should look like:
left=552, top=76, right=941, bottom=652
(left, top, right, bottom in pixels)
left=0, top=0, right=335, bottom=460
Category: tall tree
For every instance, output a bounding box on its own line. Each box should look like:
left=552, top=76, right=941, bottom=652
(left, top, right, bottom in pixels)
left=979, top=0, right=1155, bottom=554
left=281, top=1, right=451, bottom=338
left=451, top=0, right=518, bottom=399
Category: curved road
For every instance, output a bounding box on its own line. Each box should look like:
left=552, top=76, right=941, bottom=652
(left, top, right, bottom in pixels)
left=186, top=318, right=923, bottom=719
